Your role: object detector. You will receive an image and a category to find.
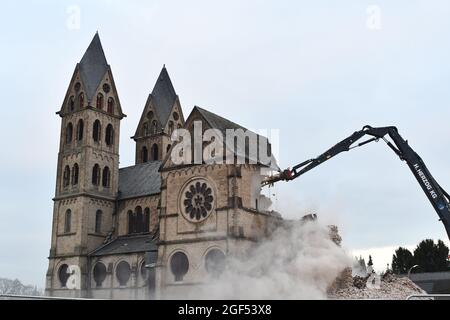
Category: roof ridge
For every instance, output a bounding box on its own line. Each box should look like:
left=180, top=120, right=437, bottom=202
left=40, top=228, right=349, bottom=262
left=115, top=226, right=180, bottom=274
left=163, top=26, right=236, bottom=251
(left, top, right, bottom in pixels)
left=194, top=106, right=249, bottom=131
left=190, top=106, right=280, bottom=170
left=119, top=160, right=162, bottom=171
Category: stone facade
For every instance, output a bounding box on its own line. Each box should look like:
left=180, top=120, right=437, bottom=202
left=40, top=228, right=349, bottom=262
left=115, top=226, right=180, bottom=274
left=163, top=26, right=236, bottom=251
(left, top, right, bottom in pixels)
left=45, top=34, right=281, bottom=299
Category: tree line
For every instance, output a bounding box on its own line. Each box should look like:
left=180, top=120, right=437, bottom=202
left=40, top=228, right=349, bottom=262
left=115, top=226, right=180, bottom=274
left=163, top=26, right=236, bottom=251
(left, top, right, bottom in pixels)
left=392, top=239, right=449, bottom=274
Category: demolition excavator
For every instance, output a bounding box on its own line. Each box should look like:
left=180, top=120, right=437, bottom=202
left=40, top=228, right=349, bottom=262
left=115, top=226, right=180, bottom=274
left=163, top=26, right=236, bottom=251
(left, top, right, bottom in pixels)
left=262, top=125, right=450, bottom=240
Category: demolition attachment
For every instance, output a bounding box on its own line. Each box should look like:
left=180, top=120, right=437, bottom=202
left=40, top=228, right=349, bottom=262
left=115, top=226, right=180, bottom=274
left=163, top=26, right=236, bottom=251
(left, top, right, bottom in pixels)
left=262, top=125, right=450, bottom=240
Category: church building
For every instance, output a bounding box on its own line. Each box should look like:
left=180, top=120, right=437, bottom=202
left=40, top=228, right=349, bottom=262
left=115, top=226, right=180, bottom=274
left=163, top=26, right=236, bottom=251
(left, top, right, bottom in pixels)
left=45, top=34, right=281, bottom=299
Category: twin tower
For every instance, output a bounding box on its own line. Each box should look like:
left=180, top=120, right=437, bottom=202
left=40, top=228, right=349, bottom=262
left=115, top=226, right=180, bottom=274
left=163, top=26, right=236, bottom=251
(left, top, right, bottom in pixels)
left=46, top=33, right=279, bottom=299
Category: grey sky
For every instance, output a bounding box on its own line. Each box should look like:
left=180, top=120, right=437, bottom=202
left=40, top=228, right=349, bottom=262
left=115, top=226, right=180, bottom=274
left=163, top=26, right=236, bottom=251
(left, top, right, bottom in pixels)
left=1, top=0, right=450, bottom=287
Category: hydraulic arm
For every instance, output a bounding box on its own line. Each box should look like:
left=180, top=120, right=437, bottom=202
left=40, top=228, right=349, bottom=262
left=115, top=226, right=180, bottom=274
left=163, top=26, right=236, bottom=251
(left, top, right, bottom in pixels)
left=263, top=125, right=450, bottom=239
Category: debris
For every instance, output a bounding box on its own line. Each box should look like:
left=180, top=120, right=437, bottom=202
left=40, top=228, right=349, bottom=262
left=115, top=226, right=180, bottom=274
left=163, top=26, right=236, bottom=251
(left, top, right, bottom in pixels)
left=329, top=268, right=425, bottom=299
left=353, top=275, right=368, bottom=289
left=328, top=225, right=342, bottom=246
left=292, top=214, right=424, bottom=299
left=301, top=213, right=317, bottom=223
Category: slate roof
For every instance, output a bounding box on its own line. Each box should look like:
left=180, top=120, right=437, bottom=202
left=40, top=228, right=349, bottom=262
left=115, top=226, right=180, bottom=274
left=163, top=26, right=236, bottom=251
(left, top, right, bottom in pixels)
left=89, top=234, right=158, bottom=257
left=150, top=66, right=177, bottom=128
left=118, top=161, right=162, bottom=200
left=79, top=33, right=108, bottom=101
left=195, top=106, right=248, bottom=135
left=194, top=106, right=279, bottom=170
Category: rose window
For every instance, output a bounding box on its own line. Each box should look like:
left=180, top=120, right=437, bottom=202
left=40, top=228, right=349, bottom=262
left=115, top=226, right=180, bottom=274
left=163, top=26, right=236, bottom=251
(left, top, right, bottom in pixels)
left=182, top=181, right=214, bottom=222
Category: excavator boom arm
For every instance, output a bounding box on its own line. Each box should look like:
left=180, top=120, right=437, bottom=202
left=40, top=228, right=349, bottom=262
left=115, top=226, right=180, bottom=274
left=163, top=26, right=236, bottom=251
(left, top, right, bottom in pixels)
left=263, top=125, right=450, bottom=240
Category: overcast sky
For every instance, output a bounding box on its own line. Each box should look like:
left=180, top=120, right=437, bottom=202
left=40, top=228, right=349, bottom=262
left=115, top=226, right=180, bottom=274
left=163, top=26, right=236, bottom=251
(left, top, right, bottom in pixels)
left=1, top=0, right=450, bottom=287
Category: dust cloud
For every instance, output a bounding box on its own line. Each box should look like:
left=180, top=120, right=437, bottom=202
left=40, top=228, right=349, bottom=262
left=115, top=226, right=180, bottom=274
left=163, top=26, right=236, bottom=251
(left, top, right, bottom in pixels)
left=184, top=219, right=351, bottom=299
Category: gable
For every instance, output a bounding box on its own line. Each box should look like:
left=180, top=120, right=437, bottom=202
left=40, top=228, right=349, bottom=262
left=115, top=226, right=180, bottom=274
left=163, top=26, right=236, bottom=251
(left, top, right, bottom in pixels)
left=133, top=94, right=164, bottom=139
left=161, top=107, right=279, bottom=171
left=58, top=65, right=85, bottom=115
left=57, top=66, right=125, bottom=118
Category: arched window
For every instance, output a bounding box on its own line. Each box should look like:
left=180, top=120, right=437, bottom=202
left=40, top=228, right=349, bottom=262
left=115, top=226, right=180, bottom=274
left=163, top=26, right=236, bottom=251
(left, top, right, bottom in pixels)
left=79, top=92, right=84, bottom=108
left=205, top=249, right=226, bottom=278
left=93, top=262, right=106, bottom=287
left=143, top=122, right=149, bottom=136
left=69, top=96, right=75, bottom=112
left=173, top=112, right=179, bottom=121
left=135, top=206, right=143, bottom=233
left=151, top=144, right=159, bottom=161
left=147, top=111, right=154, bottom=120
left=102, top=166, right=110, bottom=188
left=58, top=264, right=70, bottom=287
left=168, top=121, right=174, bottom=136
left=76, top=119, right=84, bottom=141
left=166, top=144, right=172, bottom=154
left=144, top=208, right=150, bottom=232
left=65, top=123, right=73, bottom=144
left=64, top=209, right=72, bottom=233
left=142, top=146, right=148, bottom=163
left=116, top=261, right=131, bottom=287
left=177, top=123, right=182, bottom=129
left=93, top=120, right=101, bottom=142
left=63, top=166, right=70, bottom=188
left=72, top=163, right=79, bottom=186
left=92, top=164, right=100, bottom=186
left=151, top=120, right=158, bottom=134
left=127, top=210, right=134, bottom=234
left=107, top=98, right=115, bottom=114
left=95, top=210, right=102, bottom=233
left=127, top=207, right=147, bottom=234
left=96, top=93, right=104, bottom=109
left=170, top=252, right=189, bottom=282
left=105, top=124, right=114, bottom=146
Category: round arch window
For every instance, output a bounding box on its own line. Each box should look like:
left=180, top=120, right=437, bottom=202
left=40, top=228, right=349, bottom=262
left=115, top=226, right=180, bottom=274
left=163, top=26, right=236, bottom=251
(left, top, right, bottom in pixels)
left=93, top=262, right=107, bottom=287
left=205, top=249, right=226, bottom=278
left=170, top=252, right=189, bottom=282
left=181, top=180, right=214, bottom=223
left=116, top=261, right=131, bottom=286
left=58, top=264, right=70, bottom=287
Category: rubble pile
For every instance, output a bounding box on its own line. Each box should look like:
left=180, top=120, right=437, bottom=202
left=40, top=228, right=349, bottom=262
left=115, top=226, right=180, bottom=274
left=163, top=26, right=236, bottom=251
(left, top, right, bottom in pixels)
left=298, top=214, right=425, bottom=299
left=329, top=269, right=425, bottom=300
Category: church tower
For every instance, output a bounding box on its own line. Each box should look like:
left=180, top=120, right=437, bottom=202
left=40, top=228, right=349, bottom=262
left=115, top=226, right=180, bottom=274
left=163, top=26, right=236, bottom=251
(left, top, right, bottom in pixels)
left=46, top=33, right=125, bottom=298
left=132, top=66, right=185, bottom=164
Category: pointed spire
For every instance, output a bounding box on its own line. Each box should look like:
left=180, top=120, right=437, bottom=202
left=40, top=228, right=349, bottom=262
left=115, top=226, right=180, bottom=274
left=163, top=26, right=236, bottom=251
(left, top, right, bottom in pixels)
left=150, top=65, right=177, bottom=127
left=79, top=33, right=109, bottom=101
